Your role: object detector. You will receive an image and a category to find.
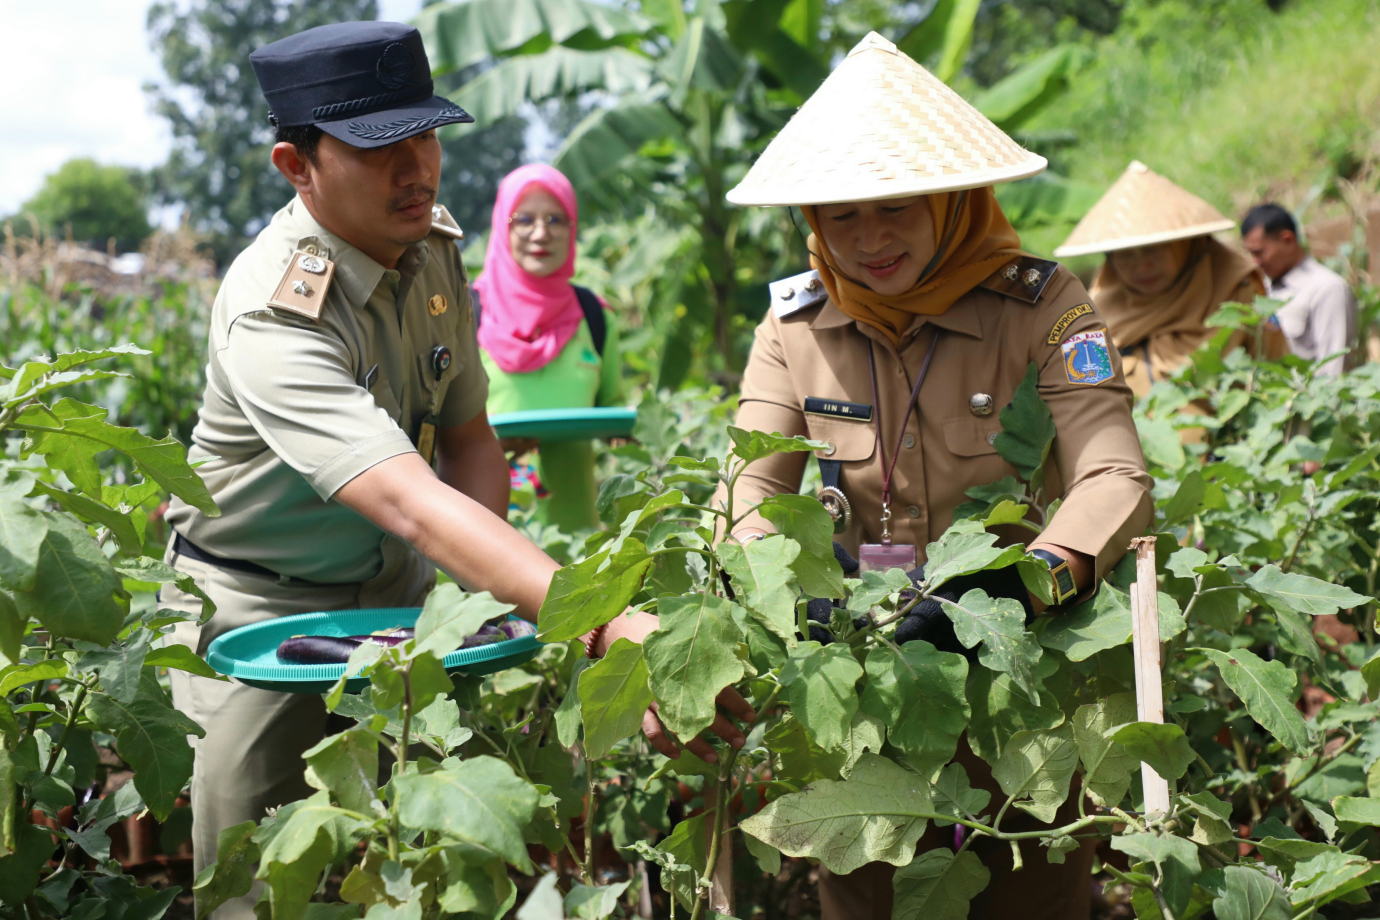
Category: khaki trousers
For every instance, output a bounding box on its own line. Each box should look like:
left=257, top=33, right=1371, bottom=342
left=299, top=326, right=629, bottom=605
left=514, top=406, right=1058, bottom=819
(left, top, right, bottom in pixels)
left=818, top=738, right=1095, bottom=920
left=160, top=544, right=431, bottom=920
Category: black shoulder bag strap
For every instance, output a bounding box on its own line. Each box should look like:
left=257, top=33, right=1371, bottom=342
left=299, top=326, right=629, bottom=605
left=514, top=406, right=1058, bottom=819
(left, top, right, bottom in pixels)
left=572, top=285, right=607, bottom=357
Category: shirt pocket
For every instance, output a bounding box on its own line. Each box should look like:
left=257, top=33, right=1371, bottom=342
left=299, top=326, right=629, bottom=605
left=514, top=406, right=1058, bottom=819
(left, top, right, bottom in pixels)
left=804, top=415, right=877, bottom=463
left=942, top=417, right=1002, bottom=458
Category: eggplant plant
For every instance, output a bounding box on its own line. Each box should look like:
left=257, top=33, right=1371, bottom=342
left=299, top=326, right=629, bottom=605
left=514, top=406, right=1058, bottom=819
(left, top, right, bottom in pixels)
left=200, top=298, right=1380, bottom=919
left=0, top=345, right=222, bottom=918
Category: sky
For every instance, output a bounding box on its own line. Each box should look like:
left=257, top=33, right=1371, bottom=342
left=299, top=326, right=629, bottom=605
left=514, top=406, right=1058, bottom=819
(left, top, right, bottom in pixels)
left=0, top=0, right=424, bottom=217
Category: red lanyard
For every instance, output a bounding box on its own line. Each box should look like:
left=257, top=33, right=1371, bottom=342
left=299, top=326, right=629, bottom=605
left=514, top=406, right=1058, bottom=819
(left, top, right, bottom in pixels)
left=866, top=329, right=941, bottom=543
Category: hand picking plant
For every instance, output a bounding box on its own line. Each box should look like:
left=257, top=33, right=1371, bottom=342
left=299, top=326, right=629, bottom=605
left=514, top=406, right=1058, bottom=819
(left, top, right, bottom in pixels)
left=198, top=313, right=1380, bottom=920
left=0, top=344, right=223, bottom=918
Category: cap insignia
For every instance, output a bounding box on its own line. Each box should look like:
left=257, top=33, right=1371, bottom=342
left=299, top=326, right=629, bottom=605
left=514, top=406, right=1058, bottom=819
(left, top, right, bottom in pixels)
left=428, top=294, right=448, bottom=316
left=347, top=103, right=469, bottom=141
left=376, top=42, right=416, bottom=90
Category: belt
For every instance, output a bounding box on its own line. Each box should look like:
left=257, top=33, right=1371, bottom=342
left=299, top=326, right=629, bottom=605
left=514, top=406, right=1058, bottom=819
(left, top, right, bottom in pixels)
left=172, top=531, right=294, bottom=582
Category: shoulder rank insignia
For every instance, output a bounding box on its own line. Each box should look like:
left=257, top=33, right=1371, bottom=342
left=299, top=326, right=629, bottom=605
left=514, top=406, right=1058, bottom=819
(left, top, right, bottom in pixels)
left=770, top=269, right=828, bottom=318
left=268, top=250, right=337, bottom=322
left=429, top=204, right=464, bottom=241
left=978, top=255, right=1059, bottom=304
left=1062, top=329, right=1115, bottom=386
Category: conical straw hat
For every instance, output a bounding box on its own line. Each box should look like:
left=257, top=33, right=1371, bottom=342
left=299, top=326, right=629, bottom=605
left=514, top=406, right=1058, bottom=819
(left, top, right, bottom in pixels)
left=726, top=32, right=1046, bottom=207
left=1053, top=161, right=1237, bottom=257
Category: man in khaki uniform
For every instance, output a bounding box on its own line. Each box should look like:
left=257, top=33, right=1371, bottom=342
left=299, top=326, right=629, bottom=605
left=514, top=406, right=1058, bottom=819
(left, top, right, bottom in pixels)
left=722, top=34, right=1153, bottom=919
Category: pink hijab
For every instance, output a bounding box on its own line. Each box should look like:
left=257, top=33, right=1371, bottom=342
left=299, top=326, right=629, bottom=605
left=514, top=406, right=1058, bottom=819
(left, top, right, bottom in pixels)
left=474, top=165, right=583, bottom=373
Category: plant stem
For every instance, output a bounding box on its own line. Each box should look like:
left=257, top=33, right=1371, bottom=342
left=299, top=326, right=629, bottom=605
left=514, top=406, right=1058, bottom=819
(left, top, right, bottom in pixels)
left=583, top=749, right=598, bottom=885
left=690, top=747, right=740, bottom=920
left=1229, top=728, right=1263, bottom=823
left=387, top=664, right=413, bottom=863
left=42, top=680, right=92, bottom=776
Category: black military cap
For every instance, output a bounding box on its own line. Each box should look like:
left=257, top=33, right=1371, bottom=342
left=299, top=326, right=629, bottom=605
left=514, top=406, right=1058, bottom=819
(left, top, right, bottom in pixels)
left=250, top=21, right=472, bottom=149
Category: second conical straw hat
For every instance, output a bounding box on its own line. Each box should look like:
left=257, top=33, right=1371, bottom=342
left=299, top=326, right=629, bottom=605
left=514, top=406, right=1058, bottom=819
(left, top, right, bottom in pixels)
left=726, top=32, right=1046, bottom=207
left=1054, top=161, right=1237, bottom=257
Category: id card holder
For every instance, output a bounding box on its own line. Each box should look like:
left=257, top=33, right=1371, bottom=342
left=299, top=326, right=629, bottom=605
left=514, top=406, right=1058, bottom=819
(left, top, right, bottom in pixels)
left=858, top=542, right=917, bottom=573
left=417, top=413, right=439, bottom=467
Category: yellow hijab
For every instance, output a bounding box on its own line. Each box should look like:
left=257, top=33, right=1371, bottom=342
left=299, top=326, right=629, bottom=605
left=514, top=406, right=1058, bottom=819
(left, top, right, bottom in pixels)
left=1094, top=236, right=1264, bottom=378
left=801, top=187, right=1024, bottom=345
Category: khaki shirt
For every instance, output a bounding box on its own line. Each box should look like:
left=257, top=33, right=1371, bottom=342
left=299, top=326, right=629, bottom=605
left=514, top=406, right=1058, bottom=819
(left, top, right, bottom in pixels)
left=730, top=264, right=1152, bottom=580
left=1269, top=256, right=1359, bottom=377
left=165, top=196, right=486, bottom=587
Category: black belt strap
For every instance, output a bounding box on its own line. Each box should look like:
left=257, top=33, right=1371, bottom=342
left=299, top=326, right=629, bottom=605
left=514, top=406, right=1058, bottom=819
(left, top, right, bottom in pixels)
left=173, top=532, right=286, bottom=582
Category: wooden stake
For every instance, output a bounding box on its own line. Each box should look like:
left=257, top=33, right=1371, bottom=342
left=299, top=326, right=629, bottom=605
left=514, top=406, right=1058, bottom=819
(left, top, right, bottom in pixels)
left=1129, top=536, right=1171, bottom=817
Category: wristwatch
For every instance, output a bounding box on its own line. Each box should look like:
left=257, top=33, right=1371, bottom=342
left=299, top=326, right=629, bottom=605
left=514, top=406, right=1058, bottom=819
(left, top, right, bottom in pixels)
left=1030, top=548, right=1079, bottom=605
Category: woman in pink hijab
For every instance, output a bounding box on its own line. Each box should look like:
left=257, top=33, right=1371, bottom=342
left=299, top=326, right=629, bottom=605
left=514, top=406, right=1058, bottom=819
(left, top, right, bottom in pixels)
left=473, top=164, right=622, bottom=531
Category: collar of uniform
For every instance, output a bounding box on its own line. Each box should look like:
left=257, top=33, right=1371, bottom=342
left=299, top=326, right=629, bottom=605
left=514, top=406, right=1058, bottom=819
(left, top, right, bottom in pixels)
left=283, top=196, right=387, bottom=305
left=809, top=293, right=985, bottom=340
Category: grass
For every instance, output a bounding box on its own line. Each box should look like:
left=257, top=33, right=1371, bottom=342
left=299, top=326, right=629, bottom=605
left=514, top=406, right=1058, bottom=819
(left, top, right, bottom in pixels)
left=1025, top=0, right=1380, bottom=259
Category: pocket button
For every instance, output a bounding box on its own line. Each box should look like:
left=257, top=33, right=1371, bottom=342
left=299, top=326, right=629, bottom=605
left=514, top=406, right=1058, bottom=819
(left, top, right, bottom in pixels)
left=902, top=433, right=916, bottom=449
left=987, top=432, right=998, bottom=445
left=907, top=505, right=921, bottom=518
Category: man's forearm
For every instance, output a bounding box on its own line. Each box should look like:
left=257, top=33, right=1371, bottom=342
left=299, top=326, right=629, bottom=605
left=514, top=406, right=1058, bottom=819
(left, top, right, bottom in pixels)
left=335, top=452, right=557, bottom=621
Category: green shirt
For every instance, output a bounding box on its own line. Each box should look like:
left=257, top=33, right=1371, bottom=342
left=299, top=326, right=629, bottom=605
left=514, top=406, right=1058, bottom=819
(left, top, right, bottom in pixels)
left=165, top=196, right=487, bottom=585
left=481, top=313, right=622, bottom=414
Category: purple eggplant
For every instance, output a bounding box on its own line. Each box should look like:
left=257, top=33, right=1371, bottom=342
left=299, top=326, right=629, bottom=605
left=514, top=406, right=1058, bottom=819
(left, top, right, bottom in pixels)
left=345, top=634, right=410, bottom=647
left=277, top=635, right=363, bottom=664
left=499, top=620, right=536, bottom=640
left=460, top=624, right=507, bottom=649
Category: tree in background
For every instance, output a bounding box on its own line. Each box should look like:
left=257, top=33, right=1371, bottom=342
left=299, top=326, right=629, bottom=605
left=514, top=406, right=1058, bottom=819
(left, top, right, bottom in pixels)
left=145, top=0, right=382, bottom=265
left=144, top=0, right=529, bottom=266
left=12, top=159, right=152, bottom=253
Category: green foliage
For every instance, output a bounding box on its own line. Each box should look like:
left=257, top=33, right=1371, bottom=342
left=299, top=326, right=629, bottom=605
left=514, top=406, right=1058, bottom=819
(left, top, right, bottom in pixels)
left=0, top=345, right=221, bottom=913
left=201, top=321, right=1380, bottom=918
left=12, top=159, right=151, bottom=253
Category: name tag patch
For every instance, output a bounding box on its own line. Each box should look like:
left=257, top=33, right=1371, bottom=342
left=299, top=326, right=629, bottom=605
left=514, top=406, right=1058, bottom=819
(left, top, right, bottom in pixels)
left=1047, top=303, right=1093, bottom=344
left=804, top=397, right=873, bottom=421
left=1062, top=330, right=1115, bottom=386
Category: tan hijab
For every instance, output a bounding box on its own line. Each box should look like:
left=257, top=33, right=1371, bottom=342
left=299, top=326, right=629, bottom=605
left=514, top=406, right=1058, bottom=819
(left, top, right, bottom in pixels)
left=801, top=187, right=1025, bottom=346
left=1094, top=236, right=1264, bottom=384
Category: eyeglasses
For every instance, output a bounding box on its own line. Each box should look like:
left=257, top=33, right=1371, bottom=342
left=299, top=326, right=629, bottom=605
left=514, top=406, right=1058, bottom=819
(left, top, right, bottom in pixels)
left=509, top=213, right=571, bottom=238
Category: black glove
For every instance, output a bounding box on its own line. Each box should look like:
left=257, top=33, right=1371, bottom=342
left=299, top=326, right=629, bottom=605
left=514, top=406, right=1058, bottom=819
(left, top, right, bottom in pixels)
left=801, top=543, right=864, bottom=644
left=895, top=564, right=1033, bottom=658
left=832, top=541, right=859, bottom=576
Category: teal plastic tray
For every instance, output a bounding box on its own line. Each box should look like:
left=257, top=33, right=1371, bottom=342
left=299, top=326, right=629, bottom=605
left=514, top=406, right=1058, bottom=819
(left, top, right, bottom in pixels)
left=488, top=407, right=636, bottom=442
left=205, top=607, right=542, bottom=694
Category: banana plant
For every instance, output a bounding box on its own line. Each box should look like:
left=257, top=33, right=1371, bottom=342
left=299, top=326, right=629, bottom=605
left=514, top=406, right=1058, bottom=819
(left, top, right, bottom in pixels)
left=418, top=0, right=1093, bottom=378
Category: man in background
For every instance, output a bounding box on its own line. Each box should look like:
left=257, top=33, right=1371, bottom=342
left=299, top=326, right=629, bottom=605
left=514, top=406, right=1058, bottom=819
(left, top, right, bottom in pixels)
left=1242, top=203, right=1358, bottom=377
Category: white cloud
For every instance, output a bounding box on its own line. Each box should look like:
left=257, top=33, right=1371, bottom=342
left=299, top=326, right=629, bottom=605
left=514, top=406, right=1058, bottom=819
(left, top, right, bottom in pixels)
left=0, top=0, right=424, bottom=216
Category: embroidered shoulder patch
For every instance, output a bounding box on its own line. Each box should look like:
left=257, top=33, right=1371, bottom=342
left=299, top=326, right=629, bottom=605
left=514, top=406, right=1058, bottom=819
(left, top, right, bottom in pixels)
left=1046, top=303, right=1093, bottom=344
left=1062, top=330, right=1114, bottom=386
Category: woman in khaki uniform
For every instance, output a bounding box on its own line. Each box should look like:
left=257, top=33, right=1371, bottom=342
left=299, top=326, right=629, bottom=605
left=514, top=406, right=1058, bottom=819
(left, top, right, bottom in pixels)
left=1054, top=161, right=1272, bottom=396
left=722, top=34, right=1153, bottom=920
